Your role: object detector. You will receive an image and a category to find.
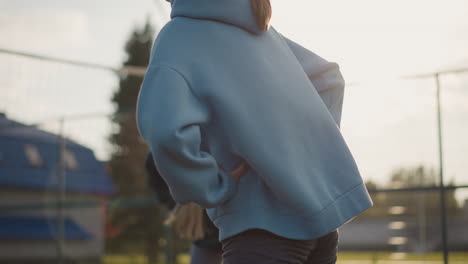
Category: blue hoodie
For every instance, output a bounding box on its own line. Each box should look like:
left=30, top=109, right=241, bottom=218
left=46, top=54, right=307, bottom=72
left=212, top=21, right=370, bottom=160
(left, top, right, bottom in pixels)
left=137, top=0, right=373, bottom=241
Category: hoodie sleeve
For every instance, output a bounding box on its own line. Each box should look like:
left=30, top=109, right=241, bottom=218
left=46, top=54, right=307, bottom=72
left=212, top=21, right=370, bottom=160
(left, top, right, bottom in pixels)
left=137, top=66, right=237, bottom=208
left=282, top=36, right=345, bottom=127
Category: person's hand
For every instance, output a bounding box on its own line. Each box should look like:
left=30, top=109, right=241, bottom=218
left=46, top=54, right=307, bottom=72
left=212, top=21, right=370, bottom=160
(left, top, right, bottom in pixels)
left=219, top=161, right=249, bottom=182
left=230, top=161, right=249, bottom=182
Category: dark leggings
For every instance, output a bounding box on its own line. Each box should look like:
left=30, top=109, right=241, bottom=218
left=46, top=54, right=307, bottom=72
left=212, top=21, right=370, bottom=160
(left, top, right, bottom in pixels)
left=222, top=229, right=339, bottom=264
left=189, top=244, right=222, bottom=264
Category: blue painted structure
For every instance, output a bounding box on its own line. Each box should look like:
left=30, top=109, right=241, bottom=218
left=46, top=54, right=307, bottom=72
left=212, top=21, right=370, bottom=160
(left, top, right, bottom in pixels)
left=0, top=113, right=114, bottom=241
left=0, top=113, right=114, bottom=194
left=0, top=216, right=92, bottom=240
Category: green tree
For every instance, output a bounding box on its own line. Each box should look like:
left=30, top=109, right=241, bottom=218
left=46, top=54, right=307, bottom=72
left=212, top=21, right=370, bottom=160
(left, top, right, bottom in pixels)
left=106, top=21, right=165, bottom=263
left=387, top=165, right=460, bottom=218
left=360, top=165, right=460, bottom=219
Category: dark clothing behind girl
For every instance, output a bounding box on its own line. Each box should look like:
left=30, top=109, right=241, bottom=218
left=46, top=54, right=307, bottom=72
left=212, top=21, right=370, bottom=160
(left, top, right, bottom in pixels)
left=145, top=153, right=221, bottom=251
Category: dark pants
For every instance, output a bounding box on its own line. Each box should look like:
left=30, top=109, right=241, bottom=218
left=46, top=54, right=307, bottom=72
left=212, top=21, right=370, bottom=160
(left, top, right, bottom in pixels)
left=222, top=229, right=339, bottom=264
left=189, top=244, right=222, bottom=264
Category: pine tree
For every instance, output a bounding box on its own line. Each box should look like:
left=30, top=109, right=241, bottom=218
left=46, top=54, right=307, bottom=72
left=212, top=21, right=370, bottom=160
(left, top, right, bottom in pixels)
left=107, top=21, right=165, bottom=263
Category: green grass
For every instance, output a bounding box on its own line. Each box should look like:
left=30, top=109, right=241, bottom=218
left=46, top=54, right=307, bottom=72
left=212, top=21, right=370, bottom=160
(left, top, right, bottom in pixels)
left=103, top=251, right=468, bottom=264
left=103, top=254, right=191, bottom=264
left=338, top=251, right=468, bottom=261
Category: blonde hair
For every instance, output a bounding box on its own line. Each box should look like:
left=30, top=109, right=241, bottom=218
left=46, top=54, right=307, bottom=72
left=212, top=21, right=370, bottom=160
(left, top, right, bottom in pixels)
left=174, top=203, right=205, bottom=240
left=251, top=0, right=272, bottom=32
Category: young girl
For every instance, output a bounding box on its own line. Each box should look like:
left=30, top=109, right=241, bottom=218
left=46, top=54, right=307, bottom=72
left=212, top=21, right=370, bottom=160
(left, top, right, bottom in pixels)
left=137, top=0, right=373, bottom=263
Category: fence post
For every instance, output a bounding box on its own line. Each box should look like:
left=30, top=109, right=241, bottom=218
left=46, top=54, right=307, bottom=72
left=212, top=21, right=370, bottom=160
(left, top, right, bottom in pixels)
left=56, top=118, right=66, bottom=264
left=435, top=73, right=449, bottom=264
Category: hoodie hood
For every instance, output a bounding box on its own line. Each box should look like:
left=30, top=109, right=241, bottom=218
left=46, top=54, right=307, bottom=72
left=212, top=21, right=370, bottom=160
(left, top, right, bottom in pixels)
left=170, top=0, right=263, bottom=34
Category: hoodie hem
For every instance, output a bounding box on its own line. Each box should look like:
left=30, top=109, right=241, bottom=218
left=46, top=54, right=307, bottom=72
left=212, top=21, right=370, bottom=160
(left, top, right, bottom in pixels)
left=212, top=182, right=373, bottom=241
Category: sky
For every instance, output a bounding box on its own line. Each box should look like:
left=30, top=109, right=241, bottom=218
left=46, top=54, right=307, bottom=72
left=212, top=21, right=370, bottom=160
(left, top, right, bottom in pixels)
left=0, top=0, right=467, bottom=199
